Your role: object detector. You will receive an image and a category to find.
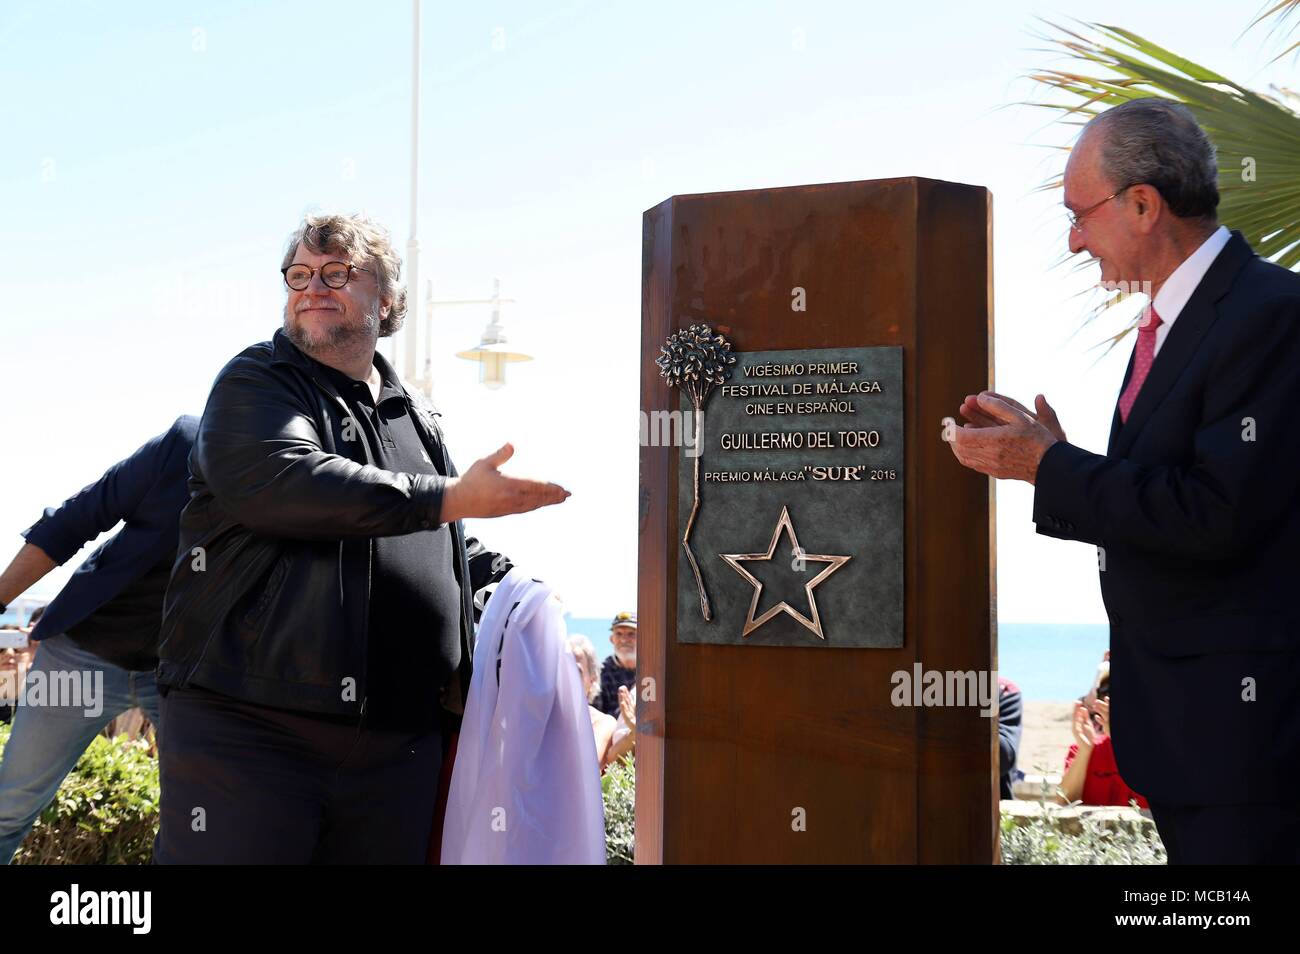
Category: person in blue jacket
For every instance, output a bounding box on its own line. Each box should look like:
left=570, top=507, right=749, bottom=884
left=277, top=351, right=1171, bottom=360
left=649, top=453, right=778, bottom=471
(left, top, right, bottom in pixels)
left=998, top=676, right=1023, bottom=800
left=0, top=416, right=197, bottom=862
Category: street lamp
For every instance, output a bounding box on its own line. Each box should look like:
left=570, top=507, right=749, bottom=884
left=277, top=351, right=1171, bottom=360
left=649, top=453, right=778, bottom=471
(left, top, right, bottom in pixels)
left=430, top=278, right=532, bottom=390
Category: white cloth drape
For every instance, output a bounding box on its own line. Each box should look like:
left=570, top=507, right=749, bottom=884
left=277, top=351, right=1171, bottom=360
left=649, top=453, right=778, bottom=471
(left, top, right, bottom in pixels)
left=440, top=568, right=606, bottom=864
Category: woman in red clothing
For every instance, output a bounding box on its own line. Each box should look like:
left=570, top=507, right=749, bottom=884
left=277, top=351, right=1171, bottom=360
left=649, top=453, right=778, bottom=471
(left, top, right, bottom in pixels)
left=1057, top=679, right=1149, bottom=809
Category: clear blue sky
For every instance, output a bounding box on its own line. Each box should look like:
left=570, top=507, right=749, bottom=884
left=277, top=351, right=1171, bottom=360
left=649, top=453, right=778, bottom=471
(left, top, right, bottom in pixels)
left=1, top=0, right=1294, bottom=622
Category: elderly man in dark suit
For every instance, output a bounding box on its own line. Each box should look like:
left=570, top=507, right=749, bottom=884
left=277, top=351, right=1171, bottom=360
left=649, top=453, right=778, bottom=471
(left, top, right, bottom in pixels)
left=950, top=97, right=1300, bottom=863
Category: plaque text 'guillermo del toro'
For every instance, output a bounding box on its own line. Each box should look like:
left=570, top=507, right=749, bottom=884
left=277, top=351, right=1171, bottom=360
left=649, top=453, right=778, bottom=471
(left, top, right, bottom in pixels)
left=676, top=346, right=904, bottom=648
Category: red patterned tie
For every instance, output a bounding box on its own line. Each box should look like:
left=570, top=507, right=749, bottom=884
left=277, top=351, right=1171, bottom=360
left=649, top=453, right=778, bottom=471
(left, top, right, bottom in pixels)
left=1118, top=306, right=1163, bottom=423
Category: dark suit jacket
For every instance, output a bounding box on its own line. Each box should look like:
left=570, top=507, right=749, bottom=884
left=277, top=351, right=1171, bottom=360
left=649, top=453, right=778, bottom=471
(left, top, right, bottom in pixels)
left=1033, top=231, right=1300, bottom=806
left=22, top=416, right=198, bottom=642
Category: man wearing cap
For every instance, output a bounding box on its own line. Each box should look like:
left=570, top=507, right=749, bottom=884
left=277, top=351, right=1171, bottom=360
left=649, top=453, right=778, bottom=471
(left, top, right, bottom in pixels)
left=594, top=612, right=636, bottom=718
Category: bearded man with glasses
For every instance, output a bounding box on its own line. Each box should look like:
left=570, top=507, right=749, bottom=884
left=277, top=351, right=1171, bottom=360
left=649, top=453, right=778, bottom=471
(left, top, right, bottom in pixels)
left=153, top=212, right=570, bottom=864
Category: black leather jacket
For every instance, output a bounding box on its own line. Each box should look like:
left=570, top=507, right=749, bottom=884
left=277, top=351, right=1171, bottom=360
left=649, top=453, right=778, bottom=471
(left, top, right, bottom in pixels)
left=157, top=329, right=509, bottom=723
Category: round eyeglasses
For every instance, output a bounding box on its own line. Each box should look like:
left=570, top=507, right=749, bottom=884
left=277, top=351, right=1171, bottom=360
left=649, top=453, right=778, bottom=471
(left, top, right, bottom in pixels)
left=281, top=261, right=373, bottom=291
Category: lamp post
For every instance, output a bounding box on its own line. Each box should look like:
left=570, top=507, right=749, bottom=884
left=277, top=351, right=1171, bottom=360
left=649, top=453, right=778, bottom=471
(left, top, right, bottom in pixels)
left=403, top=0, right=421, bottom=386
left=430, top=277, right=533, bottom=391
left=400, top=1, right=532, bottom=396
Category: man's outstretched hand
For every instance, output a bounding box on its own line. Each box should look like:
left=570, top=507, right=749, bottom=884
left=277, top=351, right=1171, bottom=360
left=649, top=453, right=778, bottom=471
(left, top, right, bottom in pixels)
left=439, top=443, right=570, bottom=522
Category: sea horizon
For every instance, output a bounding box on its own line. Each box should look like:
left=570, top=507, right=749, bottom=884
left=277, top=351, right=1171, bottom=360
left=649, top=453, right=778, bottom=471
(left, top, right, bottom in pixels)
left=2, top=602, right=1104, bottom=703
left=563, top=616, right=1108, bottom=703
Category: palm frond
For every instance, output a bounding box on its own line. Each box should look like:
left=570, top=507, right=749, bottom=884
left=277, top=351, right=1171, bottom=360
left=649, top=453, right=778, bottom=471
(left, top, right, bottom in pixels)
left=1251, top=0, right=1300, bottom=27
left=1248, top=0, right=1300, bottom=53
left=1249, top=0, right=1300, bottom=61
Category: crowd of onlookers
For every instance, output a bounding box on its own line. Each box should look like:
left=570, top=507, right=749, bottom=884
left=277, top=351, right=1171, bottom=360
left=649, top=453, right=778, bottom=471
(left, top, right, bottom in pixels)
left=999, top=649, right=1146, bottom=810
left=566, top=613, right=1143, bottom=806
left=568, top=611, right=638, bottom=774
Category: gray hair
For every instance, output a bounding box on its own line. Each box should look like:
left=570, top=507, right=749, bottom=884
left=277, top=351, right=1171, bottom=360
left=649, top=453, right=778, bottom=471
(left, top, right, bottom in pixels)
left=281, top=211, right=408, bottom=337
left=567, top=634, right=601, bottom=704
left=1083, top=98, right=1219, bottom=221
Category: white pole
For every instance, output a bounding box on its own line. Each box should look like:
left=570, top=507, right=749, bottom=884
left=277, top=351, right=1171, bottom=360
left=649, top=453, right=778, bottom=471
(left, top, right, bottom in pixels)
left=404, top=0, right=421, bottom=386
left=423, top=277, right=434, bottom=394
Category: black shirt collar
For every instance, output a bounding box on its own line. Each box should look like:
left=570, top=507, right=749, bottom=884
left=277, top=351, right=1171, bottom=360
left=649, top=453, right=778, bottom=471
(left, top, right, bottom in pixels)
left=308, top=348, right=405, bottom=406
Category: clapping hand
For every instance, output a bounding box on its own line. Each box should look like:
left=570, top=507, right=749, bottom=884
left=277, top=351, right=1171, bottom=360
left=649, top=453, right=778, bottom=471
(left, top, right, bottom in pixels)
left=1071, top=702, right=1100, bottom=750
left=948, top=391, right=1063, bottom=484
left=617, top=684, right=636, bottom=728
left=957, top=391, right=1067, bottom=442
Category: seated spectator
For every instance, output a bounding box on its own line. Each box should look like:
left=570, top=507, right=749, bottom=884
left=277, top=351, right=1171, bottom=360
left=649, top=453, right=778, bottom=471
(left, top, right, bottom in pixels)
left=594, top=611, right=637, bottom=718
left=997, top=675, right=1023, bottom=800
left=1057, top=670, right=1148, bottom=809
left=567, top=634, right=617, bottom=771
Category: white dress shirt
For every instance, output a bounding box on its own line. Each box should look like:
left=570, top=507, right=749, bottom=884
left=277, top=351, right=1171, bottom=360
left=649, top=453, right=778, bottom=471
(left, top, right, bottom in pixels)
left=1149, top=225, right=1230, bottom=356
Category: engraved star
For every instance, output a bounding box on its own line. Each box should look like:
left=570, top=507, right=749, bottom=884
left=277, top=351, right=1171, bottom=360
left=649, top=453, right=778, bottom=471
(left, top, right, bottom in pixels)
left=719, top=505, right=851, bottom=640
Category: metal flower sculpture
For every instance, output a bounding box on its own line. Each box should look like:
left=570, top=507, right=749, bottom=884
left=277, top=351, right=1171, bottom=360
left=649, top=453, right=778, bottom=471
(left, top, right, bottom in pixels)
left=656, top=323, right=737, bottom=621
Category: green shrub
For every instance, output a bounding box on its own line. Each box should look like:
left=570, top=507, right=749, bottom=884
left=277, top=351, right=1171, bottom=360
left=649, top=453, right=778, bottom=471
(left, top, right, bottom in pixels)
left=17, top=719, right=1167, bottom=867
left=601, top=754, right=635, bottom=865
left=0, top=723, right=160, bottom=865
left=1000, top=782, right=1166, bottom=865
left=4, top=716, right=633, bottom=866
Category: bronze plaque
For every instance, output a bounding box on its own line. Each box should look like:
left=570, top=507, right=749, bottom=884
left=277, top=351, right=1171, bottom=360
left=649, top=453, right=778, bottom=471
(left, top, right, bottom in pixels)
left=675, top=345, right=904, bottom=647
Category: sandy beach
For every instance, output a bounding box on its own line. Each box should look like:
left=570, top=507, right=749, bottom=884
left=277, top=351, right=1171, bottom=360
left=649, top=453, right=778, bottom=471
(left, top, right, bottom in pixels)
left=1019, top=701, right=1077, bottom=778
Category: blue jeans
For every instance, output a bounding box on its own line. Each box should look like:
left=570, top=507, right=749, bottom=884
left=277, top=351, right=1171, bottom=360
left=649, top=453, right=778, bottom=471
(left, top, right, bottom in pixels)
left=0, top=634, right=161, bottom=863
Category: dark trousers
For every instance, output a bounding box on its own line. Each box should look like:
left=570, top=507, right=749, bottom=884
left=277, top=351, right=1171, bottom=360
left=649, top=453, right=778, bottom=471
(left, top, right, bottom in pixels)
left=152, top=685, right=443, bottom=864
left=1149, top=800, right=1300, bottom=864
